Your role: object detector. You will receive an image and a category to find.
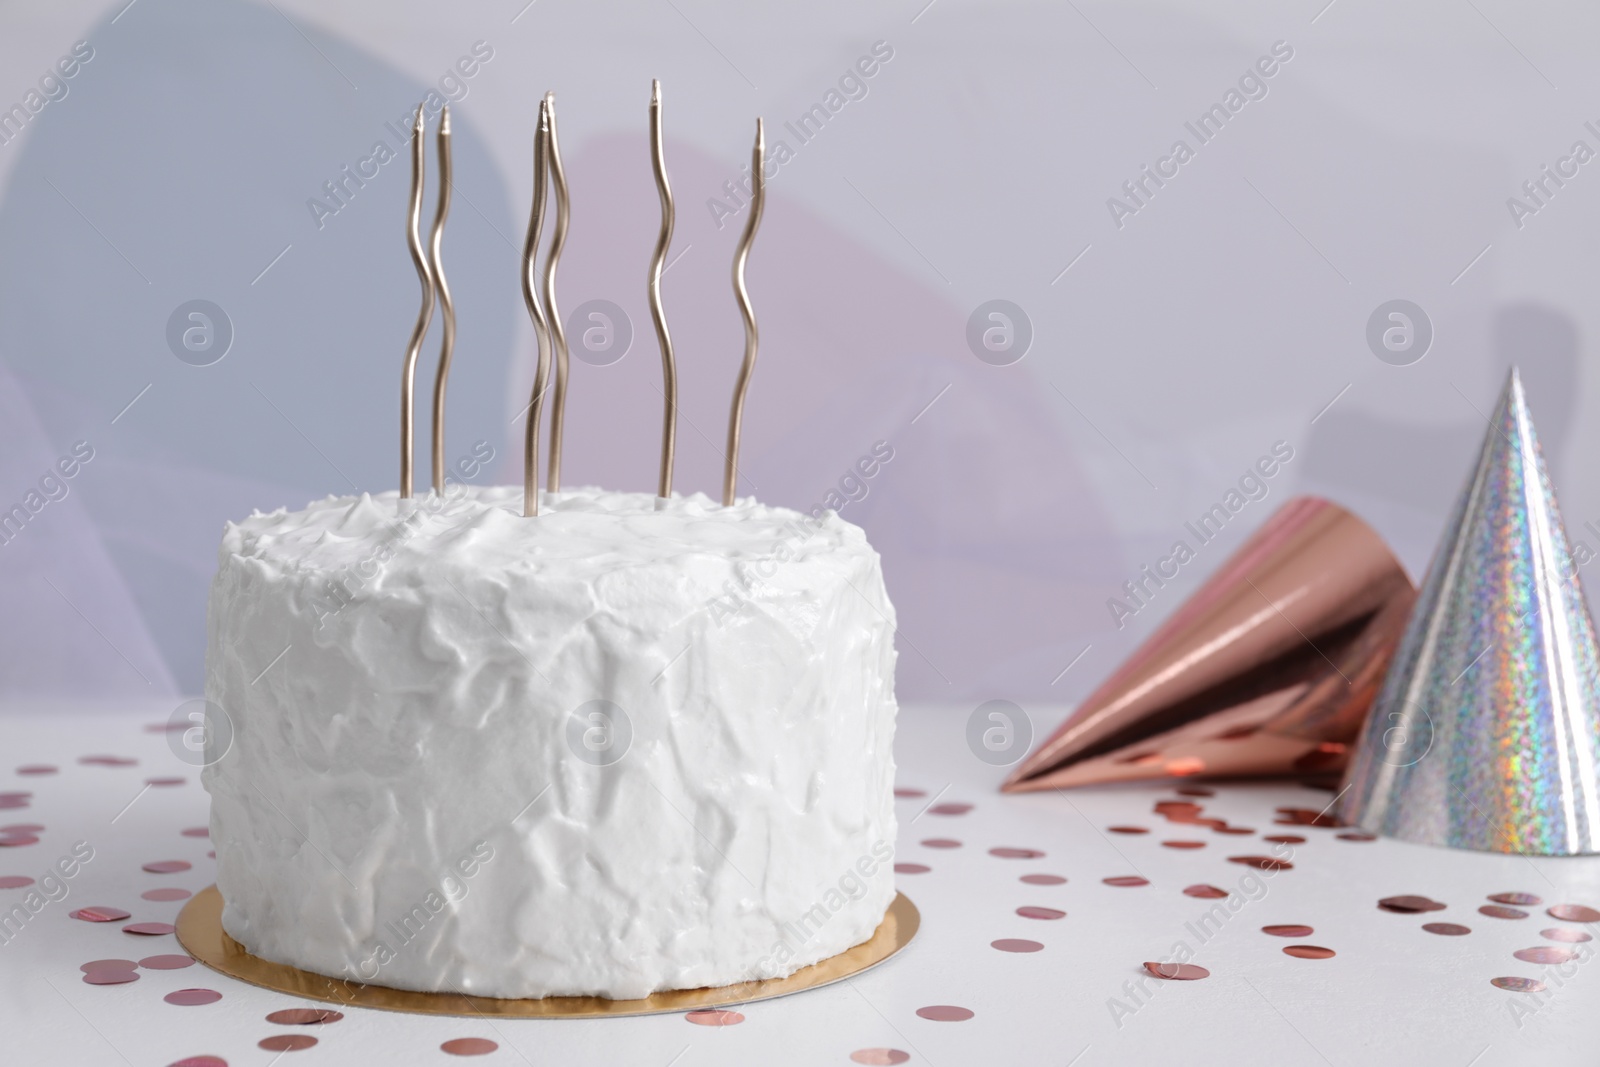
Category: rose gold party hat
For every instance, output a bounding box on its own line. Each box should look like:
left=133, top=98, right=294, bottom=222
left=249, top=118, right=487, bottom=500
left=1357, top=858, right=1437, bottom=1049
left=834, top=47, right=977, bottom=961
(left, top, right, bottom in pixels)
left=1340, top=368, right=1600, bottom=854
left=1004, top=497, right=1416, bottom=792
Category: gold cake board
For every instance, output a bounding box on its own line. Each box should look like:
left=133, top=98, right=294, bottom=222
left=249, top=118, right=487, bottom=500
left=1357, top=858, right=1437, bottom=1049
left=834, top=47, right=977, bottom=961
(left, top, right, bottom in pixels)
left=175, top=885, right=919, bottom=1018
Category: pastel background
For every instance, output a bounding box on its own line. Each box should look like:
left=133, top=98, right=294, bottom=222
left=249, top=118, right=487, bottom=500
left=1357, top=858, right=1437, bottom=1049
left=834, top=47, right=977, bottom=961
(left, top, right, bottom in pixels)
left=2, top=0, right=1597, bottom=715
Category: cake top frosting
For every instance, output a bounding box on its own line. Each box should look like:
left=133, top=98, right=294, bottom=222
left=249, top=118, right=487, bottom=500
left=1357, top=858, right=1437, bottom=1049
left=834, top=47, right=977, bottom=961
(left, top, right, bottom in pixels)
left=220, top=485, right=870, bottom=581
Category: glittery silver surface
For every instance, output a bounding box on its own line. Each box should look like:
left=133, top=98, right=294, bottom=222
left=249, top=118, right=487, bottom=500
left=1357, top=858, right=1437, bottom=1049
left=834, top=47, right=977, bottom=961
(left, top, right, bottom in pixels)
left=1341, top=367, right=1600, bottom=855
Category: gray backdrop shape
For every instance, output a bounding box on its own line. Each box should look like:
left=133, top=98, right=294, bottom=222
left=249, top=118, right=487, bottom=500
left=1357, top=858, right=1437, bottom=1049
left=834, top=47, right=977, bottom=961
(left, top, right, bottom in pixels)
left=0, top=0, right=517, bottom=694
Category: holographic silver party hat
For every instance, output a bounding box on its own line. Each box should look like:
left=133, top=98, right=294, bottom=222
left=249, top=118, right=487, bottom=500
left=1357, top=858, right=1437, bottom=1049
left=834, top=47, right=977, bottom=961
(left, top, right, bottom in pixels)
left=1341, top=367, right=1600, bottom=854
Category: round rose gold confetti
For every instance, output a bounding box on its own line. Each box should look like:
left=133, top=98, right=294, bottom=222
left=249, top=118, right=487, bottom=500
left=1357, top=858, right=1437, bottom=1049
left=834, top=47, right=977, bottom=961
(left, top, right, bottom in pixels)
left=893, top=787, right=926, bottom=799
left=989, top=847, right=1044, bottom=859
left=1263, top=834, right=1306, bottom=845
left=851, top=1051, right=910, bottom=1066
left=1184, top=884, right=1229, bottom=899
left=0, top=876, right=34, bottom=889
left=79, top=755, right=137, bottom=767
left=16, top=765, right=56, bottom=776
left=1273, top=807, right=1340, bottom=828
left=81, top=959, right=138, bottom=973
left=1214, top=826, right=1255, bottom=836
left=1548, top=903, right=1600, bottom=923
left=1020, top=874, right=1066, bottom=886
left=1336, top=832, right=1377, bottom=842
left=167, top=1058, right=226, bottom=1067
left=266, top=1008, right=344, bottom=1025
left=1016, top=906, right=1065, bottom=920
left=1479, top=905, right=1529, bottom=920
left=1262, top=925, right=1314, bottom=938
left=441, top=1038, right=499, bottom=1056
left=0, top=799, right=29, bottom=810
left=1514, top=946, right=1578, bottom=965
left=0, top=834, right=39, bottom=847
left=992, top=938, right=1043, bottom=953
left=1103, top=876, right=1149, bottom=888
left=145, top=777, right=186, bottom=787
left=164, top=988, right=222, bottom=1006
left=143, top=860, right=192, bottom=874
left=685, top=1009, right=744, bottom=1026
left=1229, top=855, right=1292, bottom=872
left=916, top=1005, right=974, bottom=1021
left=124, top=922, right=176, bottom=936
left=1163, top=840, right=1206, bottom=850
left=258, top=1035, right=317, bottom=1051
left=1541, top=927, right=1592, bottom=943
left=1491, top=976, right=1546, bottom=993
left=1423, top=923, right=1471, bottom=936
left=1, top=823, right=44, bottom=833
left=140, top=955, right=196, bottom=970
left=1175, top=787, right=1215, bottom=797
left=83, top=969, right=140, bottom=985
left=927, top=802, right=972, bottom=816
left=1378, top=895, right=1446, bottom=914
left=894, top=863, right=931, bottom=875
left=1108, top=825, right=1149, bottom=834
left=1488, top=892, right=1541, bottom=906
left=1283, top=945, right=1336, bottom=959
left=71, top=906, right=131, bottom=923
left=181, top=827, right=210, bottom=838
left=1165, top=815, right=1202, bottom=829
left=1143, top=962, right=1209, bottom=980
left=142, top=888, right=192, bottom=902
left=920, top=839, right=961, bottom=850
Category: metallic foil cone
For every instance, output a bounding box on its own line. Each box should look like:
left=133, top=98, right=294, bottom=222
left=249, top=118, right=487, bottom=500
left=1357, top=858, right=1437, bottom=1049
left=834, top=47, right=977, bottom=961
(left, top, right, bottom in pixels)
left=1340, top=368, right=1600, bottom=854
left=1004, top=497, right=1416, bottom=793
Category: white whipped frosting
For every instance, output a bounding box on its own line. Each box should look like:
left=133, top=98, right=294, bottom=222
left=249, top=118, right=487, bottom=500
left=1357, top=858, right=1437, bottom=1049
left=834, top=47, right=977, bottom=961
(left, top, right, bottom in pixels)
left=202, top=485, right=898, bottom=999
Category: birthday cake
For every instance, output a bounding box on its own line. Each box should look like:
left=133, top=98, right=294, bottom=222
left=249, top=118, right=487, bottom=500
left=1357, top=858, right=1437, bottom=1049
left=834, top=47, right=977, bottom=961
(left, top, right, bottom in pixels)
left=198, top=82, right=899, bottom=1000
left=202, top=485, right=899, bottom=999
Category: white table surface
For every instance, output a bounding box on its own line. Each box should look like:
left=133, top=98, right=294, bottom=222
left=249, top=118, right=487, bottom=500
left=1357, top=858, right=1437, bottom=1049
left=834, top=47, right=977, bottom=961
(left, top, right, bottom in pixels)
left=4, top=705, right=1599, bottom=1067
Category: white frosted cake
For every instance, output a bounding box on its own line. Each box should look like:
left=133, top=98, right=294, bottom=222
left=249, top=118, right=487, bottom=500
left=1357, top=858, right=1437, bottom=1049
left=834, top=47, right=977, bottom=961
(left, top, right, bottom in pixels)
left=201, top=485, right=899, bottom=999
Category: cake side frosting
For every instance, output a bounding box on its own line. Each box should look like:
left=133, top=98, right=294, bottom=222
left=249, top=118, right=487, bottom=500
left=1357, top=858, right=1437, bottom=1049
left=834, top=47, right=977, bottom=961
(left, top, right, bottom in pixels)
left=202, top=485, right=898, bottom=999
